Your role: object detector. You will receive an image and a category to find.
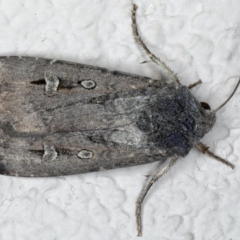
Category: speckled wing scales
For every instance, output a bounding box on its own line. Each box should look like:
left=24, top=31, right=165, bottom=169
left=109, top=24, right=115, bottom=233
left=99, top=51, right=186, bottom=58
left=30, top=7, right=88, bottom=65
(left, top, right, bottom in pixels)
left=0, top=56, right=171, bottom=177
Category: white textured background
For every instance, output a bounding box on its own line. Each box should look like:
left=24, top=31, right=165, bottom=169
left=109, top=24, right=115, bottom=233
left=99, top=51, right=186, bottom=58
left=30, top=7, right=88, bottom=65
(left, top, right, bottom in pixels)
left=0, top=0, right=240, bottom=239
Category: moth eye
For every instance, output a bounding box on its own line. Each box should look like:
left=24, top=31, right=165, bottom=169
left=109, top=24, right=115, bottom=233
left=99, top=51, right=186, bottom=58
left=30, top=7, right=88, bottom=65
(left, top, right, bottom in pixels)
left=200, top=102, right=211, bottom=110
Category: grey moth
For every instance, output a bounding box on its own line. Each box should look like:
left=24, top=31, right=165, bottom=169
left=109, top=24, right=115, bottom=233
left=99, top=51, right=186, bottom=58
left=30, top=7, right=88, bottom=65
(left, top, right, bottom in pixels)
left=0, top=4, right=238, bottom=236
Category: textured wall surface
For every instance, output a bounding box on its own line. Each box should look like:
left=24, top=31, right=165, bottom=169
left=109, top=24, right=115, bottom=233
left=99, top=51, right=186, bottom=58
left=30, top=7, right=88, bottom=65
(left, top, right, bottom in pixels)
left=0, top=0, right=240, bottom=239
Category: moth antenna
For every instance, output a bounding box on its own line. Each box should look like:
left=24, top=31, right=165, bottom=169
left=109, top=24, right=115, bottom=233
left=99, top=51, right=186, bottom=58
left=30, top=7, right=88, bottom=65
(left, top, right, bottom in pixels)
left=136, top=157, right=178, bottom=236
left=196, top=142, right=235, bottom=169
left=214, top=78, right=240, bottom=112
left=131, top=4, right=180, bottom=85
left=188, top=79, right=202, bottom=89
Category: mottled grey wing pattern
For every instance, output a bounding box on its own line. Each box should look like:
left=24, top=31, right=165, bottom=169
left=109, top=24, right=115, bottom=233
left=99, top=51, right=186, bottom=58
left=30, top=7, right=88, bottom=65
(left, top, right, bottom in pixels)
left=0, top=57, right=174, bottom=177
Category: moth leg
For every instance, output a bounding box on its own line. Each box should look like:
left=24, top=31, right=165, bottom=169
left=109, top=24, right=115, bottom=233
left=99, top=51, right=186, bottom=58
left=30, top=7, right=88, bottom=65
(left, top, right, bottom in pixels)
left=136, top=157, right=178, bottom=236
left=196, top=142, right=235, bottom=169
left=188, top=79, right=202, bottom=89
left=131, top=4, right=180, bottom=85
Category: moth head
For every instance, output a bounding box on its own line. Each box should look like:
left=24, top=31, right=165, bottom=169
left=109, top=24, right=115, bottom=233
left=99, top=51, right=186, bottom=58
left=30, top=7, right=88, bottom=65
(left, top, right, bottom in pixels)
left=192, top=79, right=240, bottom=148
left=196, top=78, right=240, bottom=139
left=196, top=100, right=216, bottom=136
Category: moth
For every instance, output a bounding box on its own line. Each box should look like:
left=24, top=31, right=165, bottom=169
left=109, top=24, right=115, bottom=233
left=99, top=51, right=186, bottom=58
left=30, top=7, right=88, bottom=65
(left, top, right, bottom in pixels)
left=0, top=4, right=239, bottom=236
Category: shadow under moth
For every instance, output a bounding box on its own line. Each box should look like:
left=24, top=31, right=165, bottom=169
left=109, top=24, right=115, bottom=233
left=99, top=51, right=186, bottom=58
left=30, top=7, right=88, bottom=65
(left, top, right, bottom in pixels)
left=0, top=4, right=239, bottom=236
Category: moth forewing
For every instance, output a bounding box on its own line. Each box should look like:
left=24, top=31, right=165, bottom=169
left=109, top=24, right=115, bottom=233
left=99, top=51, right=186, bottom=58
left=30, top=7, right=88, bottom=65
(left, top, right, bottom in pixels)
left=0, top=56, right=172, bottom=177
